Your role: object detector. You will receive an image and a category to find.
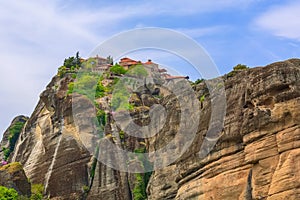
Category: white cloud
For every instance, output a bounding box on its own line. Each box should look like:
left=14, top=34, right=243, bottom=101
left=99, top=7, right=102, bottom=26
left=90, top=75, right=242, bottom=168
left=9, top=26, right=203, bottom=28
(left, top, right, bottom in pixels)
left=254, top=1, right=300, bottom=40
left=0, top=0, right=261, bottom=137
left=0, top=0, right=113, bottom=135
left=0, top=0, right=157, bottom=135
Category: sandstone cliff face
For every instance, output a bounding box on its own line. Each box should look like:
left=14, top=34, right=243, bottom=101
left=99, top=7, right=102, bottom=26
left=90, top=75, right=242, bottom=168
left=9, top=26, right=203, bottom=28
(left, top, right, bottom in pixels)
left=9, top=75, right=92, bottom=199
left=147, top=59, right=300, bottom=200
left=3, top=58, right=300, bottom=199
left=8, top=73, right=150, bottom=199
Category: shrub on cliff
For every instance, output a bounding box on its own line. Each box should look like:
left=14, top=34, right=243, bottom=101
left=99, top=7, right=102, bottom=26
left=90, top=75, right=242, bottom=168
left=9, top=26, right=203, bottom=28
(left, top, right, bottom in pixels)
left=57, top=52, right=82, bottom=77
left=233, top=64, right=248, bottom=71
left=29, top=184, right=43, bottom=200
left=227, top=64, right=249, bottom=77
left=110, top=64, right=127, bottom=75
left=2, top=122, right=26, bottom=161
left=0, top=186, right=18, bottom=200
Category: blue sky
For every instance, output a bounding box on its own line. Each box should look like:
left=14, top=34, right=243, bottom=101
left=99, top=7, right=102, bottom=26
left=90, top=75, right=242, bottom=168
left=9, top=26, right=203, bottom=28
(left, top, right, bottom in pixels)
left=1, top=0, right=300, bottom=138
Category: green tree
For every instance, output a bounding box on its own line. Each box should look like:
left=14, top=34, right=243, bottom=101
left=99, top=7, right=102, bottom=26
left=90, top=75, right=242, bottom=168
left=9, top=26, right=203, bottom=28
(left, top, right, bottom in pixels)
left=75, top=51, right=81, bottom=67
left=233, top=64, right=248, bottom=71
left=110, top=64, right=127, bottom=75
left=194, top=78, right=204, bottom=84
left=0, top=186, right=19, bottom=200
left=63, top=56, right=75, bottom=69
left=63, top=52, right=81, bottom=69
left=95, top=81, right=108, bottom=98
left=107, top=56, right=113, bottom=65
left=227, top=64, right=249, bottom=77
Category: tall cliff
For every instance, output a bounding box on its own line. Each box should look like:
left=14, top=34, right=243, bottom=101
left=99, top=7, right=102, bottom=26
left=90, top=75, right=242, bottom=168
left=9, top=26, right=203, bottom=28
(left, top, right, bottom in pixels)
left=148, top=59, right=300, bottom=200
left=1, top=58, right=300, bottom=199
left=0, top=115, right=28, bottom=161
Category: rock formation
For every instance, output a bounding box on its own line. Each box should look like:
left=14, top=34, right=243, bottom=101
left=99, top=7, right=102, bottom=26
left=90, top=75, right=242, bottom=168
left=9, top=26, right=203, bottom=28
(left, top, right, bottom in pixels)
left=0, top=162, right=31, bottom=197
left=0, top=115, right=28, bottom=161
left=148, top=59, right=300, bottom=200
left=1, top=58, right=299, bottom=199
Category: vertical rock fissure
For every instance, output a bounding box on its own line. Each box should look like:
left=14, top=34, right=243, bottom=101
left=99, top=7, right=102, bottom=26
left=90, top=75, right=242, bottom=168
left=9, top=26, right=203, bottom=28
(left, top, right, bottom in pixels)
left=44, top=116, right=64, bottom=195
left=245, top=169, right=253, bottom=200
left=44, top=134, right=62, bottom=195
left=127, top=173, right=133, bottom=200
left=88, top=146, right=100, bottom=190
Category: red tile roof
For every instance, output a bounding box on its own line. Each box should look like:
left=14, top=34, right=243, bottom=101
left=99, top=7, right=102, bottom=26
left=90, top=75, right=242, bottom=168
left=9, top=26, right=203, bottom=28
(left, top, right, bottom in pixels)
left=119, top=57, right=139, bottom=66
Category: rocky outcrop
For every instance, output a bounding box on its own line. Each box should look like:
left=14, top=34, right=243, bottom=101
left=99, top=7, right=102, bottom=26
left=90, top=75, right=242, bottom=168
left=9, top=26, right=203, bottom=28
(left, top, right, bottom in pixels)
left=9, top=75, right=92, bottom=199
left=8, top=73, right=150, bottom=199
left=0, top=162, right=31, bottom=197
left=147, top=59, right=300, bottom=199
left=2, top=58, right=300, bottom=199
left=0, top=115, right=28, bottom=161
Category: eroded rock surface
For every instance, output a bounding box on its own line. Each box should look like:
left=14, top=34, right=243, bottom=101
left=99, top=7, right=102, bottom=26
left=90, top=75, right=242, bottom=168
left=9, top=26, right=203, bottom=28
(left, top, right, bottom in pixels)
left=2, top=58, right=300, bottom=199
left=0, top=162, right=31, bottom=197
left=147, top=59, right=300, bottom=200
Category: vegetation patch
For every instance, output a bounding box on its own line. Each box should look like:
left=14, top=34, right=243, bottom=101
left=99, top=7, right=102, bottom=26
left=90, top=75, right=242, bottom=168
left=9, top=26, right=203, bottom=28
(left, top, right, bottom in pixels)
left=132, top=147, right=152, bottom=200
left=57, top=52, right=82, bottom=77
left=0, top=162, right=23, bottom=173
left=110, top=64, right=127, bottom=75
left=30, top=184, right=43, bottom=200
left=2, top=121, right=26, bottom=161
left=194, top=78, right=204, bottom=85
left=0, top=184, right=44, bottom=200
left=0, top=186, right=18, bottom=200
left=227, top=64, right=249, bottom=77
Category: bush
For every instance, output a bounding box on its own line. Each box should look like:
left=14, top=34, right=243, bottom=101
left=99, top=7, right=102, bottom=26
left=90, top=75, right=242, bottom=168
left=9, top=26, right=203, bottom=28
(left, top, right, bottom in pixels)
left=233, top=64, right=248, bottom=71
left=57, top=52, right=82, bottom=77
left=63, top=52, right=81, bottom=69
left=133, top=173, right=147, bottom=200
left=0, top=186, right=19, bottom=200
left=67, top=73, right=109, bottom=100
left=3, top=147, right=10, bottom=161
left=96, top=110, right=106, bottom=126
left=110, top=64, right=127, bottom=75
left=227, top=64, right=249, bottom=77
left=95, top=81, right=107, bottom=98
left=0, top=184, right=45, bottom=200
left=67, top=82, right=74, bottom=95
left=57, top=66, right=67, bottom=78
left=199, top=95, right=205, bottom=102
left=194, top=78, right=204, bottom=84
left=30, top=184, right=43, bottom=200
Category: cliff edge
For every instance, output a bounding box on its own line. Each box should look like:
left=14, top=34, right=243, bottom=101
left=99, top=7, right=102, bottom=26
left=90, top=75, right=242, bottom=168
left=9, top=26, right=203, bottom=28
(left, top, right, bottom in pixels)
left=1, top=58, right=299, bottom=199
